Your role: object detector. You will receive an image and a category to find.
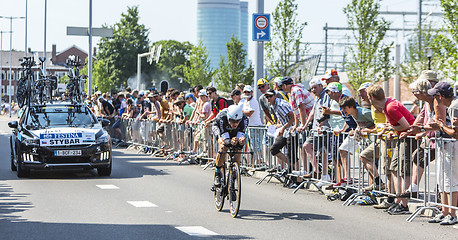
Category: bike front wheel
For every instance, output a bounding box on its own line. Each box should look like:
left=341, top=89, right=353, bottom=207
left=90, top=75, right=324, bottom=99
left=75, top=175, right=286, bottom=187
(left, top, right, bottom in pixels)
left=228, top=162, right=241, bottom=218
left=214, top=167, right=225, bottom=211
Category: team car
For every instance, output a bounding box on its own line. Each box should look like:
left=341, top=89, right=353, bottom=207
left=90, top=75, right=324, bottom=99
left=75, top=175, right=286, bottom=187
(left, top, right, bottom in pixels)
left=9, top=102, right=112, bottom=178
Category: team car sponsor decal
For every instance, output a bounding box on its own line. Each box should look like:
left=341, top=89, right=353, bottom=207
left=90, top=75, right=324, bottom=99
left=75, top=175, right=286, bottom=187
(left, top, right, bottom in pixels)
left=37, top=128, right=96, bottom=146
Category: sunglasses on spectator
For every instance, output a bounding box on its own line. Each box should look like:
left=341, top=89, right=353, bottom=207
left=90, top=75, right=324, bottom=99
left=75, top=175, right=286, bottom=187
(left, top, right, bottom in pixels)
left=243, top=91, right=252, bottom=94
left=411, top=90, right=420, bottom=94
left=207, top=91, right=213, bottom=95
left=265, top=95, right=274, bottom=98
left=258, top=84, right=266, bottom=89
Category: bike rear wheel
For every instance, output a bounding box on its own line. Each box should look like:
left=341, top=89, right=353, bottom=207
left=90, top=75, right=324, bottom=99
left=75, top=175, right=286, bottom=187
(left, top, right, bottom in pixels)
left=214, top=167, right=225, bottom=211
left=228, top=162, right=241, bottom=218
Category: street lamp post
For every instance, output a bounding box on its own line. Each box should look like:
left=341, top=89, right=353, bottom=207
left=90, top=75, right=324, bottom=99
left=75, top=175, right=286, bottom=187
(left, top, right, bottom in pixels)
left=426, top=47, right=433, bottom=70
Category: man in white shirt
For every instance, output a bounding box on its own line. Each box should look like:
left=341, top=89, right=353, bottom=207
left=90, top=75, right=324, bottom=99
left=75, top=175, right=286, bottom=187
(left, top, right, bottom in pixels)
left=241, top=85, right=262, bottom=126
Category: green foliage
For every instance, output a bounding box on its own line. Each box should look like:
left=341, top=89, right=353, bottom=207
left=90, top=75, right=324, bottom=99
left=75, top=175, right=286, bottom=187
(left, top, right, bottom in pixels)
left=151, top=40, right=192, bottom=85
left=265, top=0, right=307, bottom=77
left=343, top=0, right=390, bottom=90
left=214, top=36, right=254, bottom=92
left=181, top=40, right=214, bottom=87
left=401, top=24, right=438, bottom=83
left=92, top=59, right=113, bottom=93
left=430, top=0, right=458, bottom=79
left=95, top=6, right=152, bottom=90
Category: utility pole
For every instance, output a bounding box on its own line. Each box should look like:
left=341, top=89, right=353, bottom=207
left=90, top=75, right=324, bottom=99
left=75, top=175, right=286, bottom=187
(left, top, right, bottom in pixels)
left=324, top=23, right=328, bottom=72
left=254, top=0, right=264, bottom=101
left=418, top=0, right=422, bottom=58
left=394, top=44, right=401, bottom=101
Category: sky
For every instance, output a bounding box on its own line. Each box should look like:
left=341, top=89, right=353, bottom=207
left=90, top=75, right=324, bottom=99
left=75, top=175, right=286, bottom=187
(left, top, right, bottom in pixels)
left=0, top=0, right=444, bottom=62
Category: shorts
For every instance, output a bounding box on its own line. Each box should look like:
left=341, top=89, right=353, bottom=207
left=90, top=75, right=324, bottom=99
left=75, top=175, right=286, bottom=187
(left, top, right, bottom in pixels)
left=411, top=147, right=435, bottom=168
left=390, top=138, right=416, bottom=176
left=112, top=119, right=121, bottom=129
left=305, top=132, right=331, bottom=153
left=360, top=138, right=390, bottom=174
left=330, top=134, right=344, bottom=160
left=339, top=136, right=357, bottom=154
left=436, top=141, right=458, bottom=192
left=270, top=134, right=299, bottom=166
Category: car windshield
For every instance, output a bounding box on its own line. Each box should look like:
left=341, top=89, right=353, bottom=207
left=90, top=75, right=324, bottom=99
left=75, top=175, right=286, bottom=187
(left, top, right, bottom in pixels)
left=25, top=106, right=96, bottom=128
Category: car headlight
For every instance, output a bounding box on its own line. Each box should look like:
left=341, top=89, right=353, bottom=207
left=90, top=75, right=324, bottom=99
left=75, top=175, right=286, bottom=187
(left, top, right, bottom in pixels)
left=96, top=132, right=110, bottom=144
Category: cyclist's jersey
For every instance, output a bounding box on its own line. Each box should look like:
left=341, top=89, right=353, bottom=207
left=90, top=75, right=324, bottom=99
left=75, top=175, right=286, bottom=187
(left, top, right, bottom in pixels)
left=211, top=108, right=249, bottom=140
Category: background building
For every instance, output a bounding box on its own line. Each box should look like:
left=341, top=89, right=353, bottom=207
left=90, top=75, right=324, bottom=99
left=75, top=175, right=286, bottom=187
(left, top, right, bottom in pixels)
left=197, top=0, right=248, bottom=70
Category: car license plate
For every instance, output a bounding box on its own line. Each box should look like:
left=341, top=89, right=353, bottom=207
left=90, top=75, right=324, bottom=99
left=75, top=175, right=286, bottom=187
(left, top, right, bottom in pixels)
left=54, top=150, right=82, bottom=156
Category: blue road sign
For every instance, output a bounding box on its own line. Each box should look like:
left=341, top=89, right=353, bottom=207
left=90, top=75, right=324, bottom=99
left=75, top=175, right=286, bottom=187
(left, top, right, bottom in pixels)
left=252, top=13, right=270, bottom=41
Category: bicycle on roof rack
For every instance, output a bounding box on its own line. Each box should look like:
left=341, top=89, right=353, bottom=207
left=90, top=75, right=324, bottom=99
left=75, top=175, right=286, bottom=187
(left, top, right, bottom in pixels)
left=65, top=55, right=86, bottom=104
left=34, top=57, right=57, bottom=104
left=16, top=56, right=36, bottom=108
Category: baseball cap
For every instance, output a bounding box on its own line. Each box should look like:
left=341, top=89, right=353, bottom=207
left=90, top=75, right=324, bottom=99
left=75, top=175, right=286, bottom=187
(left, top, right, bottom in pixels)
left=326, top=82, right=342, bottom=93
left=322, top=68, right=338, bottom=80
left=138, top=91, right=145, bottom=97
left=358, top=82, right=372, bottom=91
left=257, top=78, right=268, bottom=86
left=198, top=89, right=208, bottom=96
left=280, top=76, right=294, bottom=85
left=231, top=89, right=241, bottom=97
left=243, top=85, right=253, bottom=92
left=309, top=78, right=323, bottom=87
left=264, top=89, right=276, bottom=96
left=273, top=77, right=283, bottom=86
left=427, top=81, right=454, bottom=98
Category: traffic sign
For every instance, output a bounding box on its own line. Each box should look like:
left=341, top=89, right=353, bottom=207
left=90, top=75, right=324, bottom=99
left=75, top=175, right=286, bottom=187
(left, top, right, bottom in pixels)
left=252, top=13, right=270, bottom=41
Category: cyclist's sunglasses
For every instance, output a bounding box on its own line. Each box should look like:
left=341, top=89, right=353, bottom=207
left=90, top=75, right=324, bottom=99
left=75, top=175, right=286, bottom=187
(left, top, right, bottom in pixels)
left=229, top=119, right=241, bottom=124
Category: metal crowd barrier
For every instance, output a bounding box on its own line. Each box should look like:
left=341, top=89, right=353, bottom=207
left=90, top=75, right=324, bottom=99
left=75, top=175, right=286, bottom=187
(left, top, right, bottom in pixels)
left=118, top=118, right=458, bottom=223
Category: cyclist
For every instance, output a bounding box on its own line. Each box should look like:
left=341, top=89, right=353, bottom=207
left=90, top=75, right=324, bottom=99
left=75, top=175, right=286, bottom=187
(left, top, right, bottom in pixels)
left=212, top=104, right=249, bottom=187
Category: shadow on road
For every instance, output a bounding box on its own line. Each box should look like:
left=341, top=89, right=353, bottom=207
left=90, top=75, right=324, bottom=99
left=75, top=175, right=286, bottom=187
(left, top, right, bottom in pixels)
left=235, top=209, right=334, bottom=222
left=0, top=183, right=33, bottom=222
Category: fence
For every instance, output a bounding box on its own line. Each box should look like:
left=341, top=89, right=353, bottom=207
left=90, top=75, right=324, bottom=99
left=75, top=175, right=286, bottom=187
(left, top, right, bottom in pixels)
left=115, top=118, right=457, bottom=222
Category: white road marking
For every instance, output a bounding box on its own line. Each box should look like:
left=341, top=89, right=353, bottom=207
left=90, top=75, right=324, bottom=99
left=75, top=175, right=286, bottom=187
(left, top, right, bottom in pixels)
left=127, top=201, right=158, bottom=208
left=127, top=160, right=157, bottom=163
left=96, top=184, right=119, bottom=190
left=175, top=226, right=218, bottom=236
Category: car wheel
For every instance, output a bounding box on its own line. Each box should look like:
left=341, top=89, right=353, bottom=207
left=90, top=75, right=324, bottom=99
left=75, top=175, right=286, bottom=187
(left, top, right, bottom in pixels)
left=17, top=146, right=30, bottom=178
left=10, top=138, right=17, bottom=171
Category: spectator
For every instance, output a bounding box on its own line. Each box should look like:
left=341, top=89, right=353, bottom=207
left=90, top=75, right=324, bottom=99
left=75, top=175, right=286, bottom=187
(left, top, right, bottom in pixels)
left=204, top=86, right=228, bottom=126
left=280, top=76, right=314, bottom=132
left=185, top=93, right=196, bottom=108
left=148, top=93, right=161, bottom=121
left=241, top=85, right=263, bottom=126
left=99, top=96, right=115, bottom=120
left=136, top=93, right=152, bottom=120
left=358, top=82, right=372, bottom=109
left=230, top=89, right=242, bottom=106
left=417, top=70, right=439, bottom=88
left=131, top=90, right=139, bottom=102
left=426, top=82, right=458, bottom=225
left=272, top=77, right=289, bottom=101
left=322, top=68, right=352, bottom=97
left=265, top=89, right=296, bottom=172
left=302, top=78, right=332, bottom=184
left=368, top=85, right=415, bottom=215
left=257, top=78, right=285, bottom=125
left=122, top=98, right=139, bottom=119
left=156, top=92, right=171, bottom=145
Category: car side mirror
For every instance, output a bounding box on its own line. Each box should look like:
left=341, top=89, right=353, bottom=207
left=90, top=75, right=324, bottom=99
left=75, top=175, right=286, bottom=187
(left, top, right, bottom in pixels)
left=8, top=121, right=18, bottom=129
left=101, top=119, right=110, bottom=127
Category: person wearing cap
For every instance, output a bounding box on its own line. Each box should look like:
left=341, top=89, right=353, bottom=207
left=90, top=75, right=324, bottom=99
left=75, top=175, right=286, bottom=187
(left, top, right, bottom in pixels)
left=265, top=89, right=297, bottom=173
left=425, top=81, right=458, bottom=225
left=302, top=78, right=332, bottom=181
left=272, top=77, right=289, bottom=101
left=241, top=85, right=262, bottom=126
left=173, top=96, right=193, bottom=124
left=417, top=70, right=439, bottom=88
left=358, top=82, right=372, bottom=109
left=280, top=76, right=315, bottom=132
left=185, top=93, right=196, bottom=108
left=230, top=89, right=242, bottom=106
left=322, top=68, right=352, bottom=97
left=367, top=85, right=415, bottom=215
left=257, top=78, right=287, bottom=125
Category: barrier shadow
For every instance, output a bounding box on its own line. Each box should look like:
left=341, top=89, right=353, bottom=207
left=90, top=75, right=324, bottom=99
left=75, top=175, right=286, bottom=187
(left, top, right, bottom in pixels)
left=234, top=209, right=334, bottom=222
left=0, top=183, right=33, bottom=222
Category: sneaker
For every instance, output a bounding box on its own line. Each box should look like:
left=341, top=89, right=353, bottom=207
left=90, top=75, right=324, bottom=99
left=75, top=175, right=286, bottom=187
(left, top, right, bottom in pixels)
left=214, top=172, right=222, bottom=187
left=315, top=180, right=328, bottom=189
left=357, top=197, right=378, bottom=205
left=440, top=215, right=458, bottom=225
left=292, top=170, right=308, bottom=176
left=384, top=202, right=399, bottom=212
left=428, top=213, right=445, bottom=223
left=364, top=182, right=386, bottom=191
left=388, top=204, right=410, bottom=215
left=396, top=191, right=418, bottom=199
left=366, top=191, right=384, bottom=198
left=333, top=178, right=353, bottom=187
left=374, top=199, right=395, bottom=209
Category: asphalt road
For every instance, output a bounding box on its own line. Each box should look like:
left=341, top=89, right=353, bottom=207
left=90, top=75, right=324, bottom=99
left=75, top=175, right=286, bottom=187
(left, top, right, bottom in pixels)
left=0, top=115, right=457, bottom=240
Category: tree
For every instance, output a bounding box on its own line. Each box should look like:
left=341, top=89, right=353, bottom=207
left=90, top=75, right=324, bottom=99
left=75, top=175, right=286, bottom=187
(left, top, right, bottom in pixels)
left=182, top=40, right=214, bottom=87
left=214, top=36, right=254, bottom=92
left=430, top=0, right=458, bottom=79
left=151, top=40, right=193, bottom=86
left=265, top=0, right=307, bottom=77
left=95, top=6, right=152, bottom=90
left=401, top=23, right=438, bottom=83
left=343, top=0, right=390, bottom=90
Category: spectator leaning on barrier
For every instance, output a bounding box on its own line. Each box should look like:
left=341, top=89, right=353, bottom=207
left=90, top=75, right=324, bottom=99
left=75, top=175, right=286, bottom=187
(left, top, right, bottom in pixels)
left=185, top=93, right=196, bottom=109
left=280, top=76, right=314, bottom=132
left=322, top=68, right=352, bottom=97
left=189, top=85, right=204, bottom=124
left=122, top=98, right=139, bottom=119
left=336, top=96, right=375, bottom=187
left=358, top=82, right=372, bottom=109
left=257, top=78, right=276, bottom=125
left=265, top=89, right=296, bottom=172
left=398, top=78, right=436, bottom=200
left=148, top=93, right=161, bottom=121
left=272, top=77, right=289, bottom=101
left=157, top=92, right=171, bottom=146
left=192, top=89, right=212, bottom=158
left=204, top=86, right=228, bottom=127
left=302, top=78, right=332, bottom=181
left=368, top=85, right=415, bottom=215
left=426, top=82, right=458, bottom=225
left=241, top=85, right=262, bottom=126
